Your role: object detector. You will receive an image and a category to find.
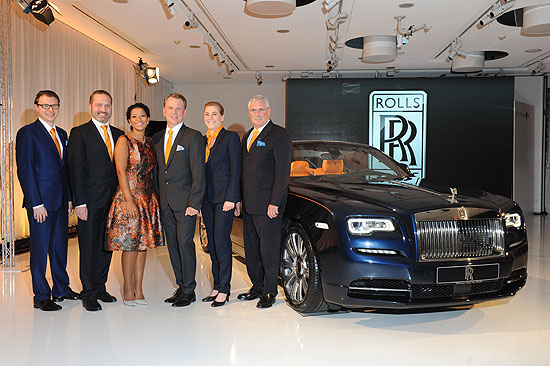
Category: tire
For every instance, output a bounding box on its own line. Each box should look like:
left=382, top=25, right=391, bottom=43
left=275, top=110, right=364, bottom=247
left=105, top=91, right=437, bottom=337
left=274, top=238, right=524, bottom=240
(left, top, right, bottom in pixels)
left=280, top=223, right=328, bottom=313
left=198, top=217, right=209, bottom=253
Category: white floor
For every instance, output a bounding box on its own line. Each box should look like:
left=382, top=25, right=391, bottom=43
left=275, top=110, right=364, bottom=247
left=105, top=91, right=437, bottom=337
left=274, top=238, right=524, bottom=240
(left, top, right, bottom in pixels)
left=1, top=215, right=550, bottom=366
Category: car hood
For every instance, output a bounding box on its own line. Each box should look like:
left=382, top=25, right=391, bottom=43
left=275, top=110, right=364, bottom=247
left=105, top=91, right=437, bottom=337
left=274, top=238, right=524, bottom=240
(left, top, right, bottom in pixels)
left=290, top=176, right=513, bottom=214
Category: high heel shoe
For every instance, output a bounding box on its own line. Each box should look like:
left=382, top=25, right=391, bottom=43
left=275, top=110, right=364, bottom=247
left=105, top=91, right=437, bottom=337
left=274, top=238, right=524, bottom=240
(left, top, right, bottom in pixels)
left=202, top=291, right=218, bottom=302
left=211, top=292, right=230, bottom=307
left=122, top=285, right=135, bottom=307
left=134, top=298, right=148, bottom=306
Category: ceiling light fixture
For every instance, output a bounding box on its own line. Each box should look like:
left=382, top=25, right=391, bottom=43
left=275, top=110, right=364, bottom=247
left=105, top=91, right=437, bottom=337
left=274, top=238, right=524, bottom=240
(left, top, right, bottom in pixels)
left=323, top=0, right=341, bottom=13
left=184, top=15, right=198, bottom=29
left=531, top=61, right=547, bottom=75
left=394, top=15, right=431, bottom=47
left=20, top=0, right=57, bottom=25
left=522, top=5, right=550, bottom=35
left=326, top=13, right=348, bottom=30
left=136, top=58, right=160, bottom=85
left=451, top=51, right=485, bottom=73
left=246, top=0, right=296, bottom=16
left=163, top=0, right=177, bottom=15
left=256, top=72, right=263, bottom=86
left=479, top=0, right=515, bottom=27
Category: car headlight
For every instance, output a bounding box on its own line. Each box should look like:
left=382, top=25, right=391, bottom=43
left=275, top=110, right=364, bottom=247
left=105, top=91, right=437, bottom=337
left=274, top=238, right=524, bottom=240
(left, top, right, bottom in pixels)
left=505, top=213, right=522, bottom=228
left=347, top=218, right=395, bottom=235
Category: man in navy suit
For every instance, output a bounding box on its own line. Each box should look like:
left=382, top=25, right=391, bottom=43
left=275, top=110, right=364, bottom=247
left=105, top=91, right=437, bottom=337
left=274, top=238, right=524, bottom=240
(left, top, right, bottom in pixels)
left=236, top=95, right=292, bottom=308
left=16, top=90, right=80, bottom=311
left=68, top=90, right=124, bottom=311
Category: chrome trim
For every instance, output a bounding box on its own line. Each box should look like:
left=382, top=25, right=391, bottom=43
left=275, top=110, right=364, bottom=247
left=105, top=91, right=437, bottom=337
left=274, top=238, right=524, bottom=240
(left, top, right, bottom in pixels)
left=314, top=222, right=329, bottom=230
left=416, top=218, right=505, bottom=262
left=348, top=287, right=411, bottom=293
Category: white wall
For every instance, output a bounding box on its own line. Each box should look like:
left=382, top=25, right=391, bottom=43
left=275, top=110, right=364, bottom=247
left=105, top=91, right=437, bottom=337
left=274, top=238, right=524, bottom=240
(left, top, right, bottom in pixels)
left=514, top=76, right=545, bottom=213
left=171, top=82, right=286, bottom=137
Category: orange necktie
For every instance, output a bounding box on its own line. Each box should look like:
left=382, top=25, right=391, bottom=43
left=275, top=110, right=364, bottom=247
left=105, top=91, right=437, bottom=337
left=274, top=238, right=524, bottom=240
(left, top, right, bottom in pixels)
left=205, top=125, right=223, bottom=163
left=49, top=128, right=62, bottom=160
left=248, top=129, right=259, bottom=152
left=165, top=129, right=173, bottom=165
left=101, top=125, right=113, bottom=162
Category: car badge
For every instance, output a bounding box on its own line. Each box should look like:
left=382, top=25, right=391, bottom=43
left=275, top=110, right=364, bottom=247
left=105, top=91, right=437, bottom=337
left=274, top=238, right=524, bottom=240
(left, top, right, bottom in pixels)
left=465, top=265, right=474, bottom=282
left=447, top=187, right=458, bottom=204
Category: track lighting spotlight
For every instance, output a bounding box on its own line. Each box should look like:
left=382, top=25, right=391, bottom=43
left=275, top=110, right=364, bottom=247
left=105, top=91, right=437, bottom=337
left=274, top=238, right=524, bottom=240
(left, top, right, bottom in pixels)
left=326, top=13, right=348, bottom=30
left=323, top=0, right=341, bottom=12
left=256, top=72, right=263, bottom=86
left=531, top=61, right=546, bottom=75
left=479, top=0, right=515, bottom=27
left=447, top=38, right=466, bottom=61
left=184, top=15, right=198, bottom=29
left=163, top=0, right=176, bottom=15
left=21, top=0, right=56, bottom=26
left=326, top=55, right=339, bottom=71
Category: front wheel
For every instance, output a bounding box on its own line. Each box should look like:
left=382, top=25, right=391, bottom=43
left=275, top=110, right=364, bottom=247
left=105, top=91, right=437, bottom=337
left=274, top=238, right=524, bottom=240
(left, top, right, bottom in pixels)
left=280, top=224, right=328, bottom=313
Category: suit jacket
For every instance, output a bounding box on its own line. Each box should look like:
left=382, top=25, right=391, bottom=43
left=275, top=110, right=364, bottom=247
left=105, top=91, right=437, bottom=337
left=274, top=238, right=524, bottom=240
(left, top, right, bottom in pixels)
left=16, top=120, right=71, bottom=211
left=67, top=120, right=124, bottom=209
left=153, top=124, right=206, bottom=212
left=241, top=120, right=292, bottom=215
left=204, top=128, right=241, bottom=204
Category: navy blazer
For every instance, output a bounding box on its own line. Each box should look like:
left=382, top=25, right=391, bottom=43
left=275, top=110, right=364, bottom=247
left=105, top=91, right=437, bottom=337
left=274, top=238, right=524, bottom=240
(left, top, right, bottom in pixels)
left=241, top=121, right=292, bottom=215
left=16, top=119, right=71, bottom=211
left=204, top=128, right=241, bottom=204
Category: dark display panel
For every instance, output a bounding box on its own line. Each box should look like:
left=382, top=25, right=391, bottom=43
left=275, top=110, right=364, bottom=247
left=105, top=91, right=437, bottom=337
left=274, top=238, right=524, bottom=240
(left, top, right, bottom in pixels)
left=286, top=78, right=514, bottom=198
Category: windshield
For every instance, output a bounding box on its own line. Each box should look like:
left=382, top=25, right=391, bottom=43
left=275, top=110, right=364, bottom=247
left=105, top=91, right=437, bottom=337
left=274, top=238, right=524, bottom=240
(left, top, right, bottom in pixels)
left=290, top=141, right=410, bottom=181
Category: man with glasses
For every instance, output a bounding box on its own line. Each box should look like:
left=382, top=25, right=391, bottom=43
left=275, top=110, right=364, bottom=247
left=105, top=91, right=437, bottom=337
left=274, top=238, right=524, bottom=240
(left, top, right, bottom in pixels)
left=236, top=95, right=291, bottom=308
left=68, top=90, right=124, bottom=311
left=16, top=90, right=80, bottom=311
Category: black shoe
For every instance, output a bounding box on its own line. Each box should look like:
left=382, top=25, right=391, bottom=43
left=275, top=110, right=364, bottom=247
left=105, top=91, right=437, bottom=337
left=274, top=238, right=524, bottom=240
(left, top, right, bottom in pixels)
left=97, top=291, right=117, bottom=303
left=202, top=293, right=218, bottom=302
left=172, top=292, right=196, bottom=307
left=165, top=288, right=183, bottom=303
left=33, top=299, right=62, bottom=311
left=211, top=292, right=230, bottom=308
left=82, top=298, right=102, bottom=312
left=237, top=288, right=262, bottom=301
left=257, top=294, right=276, bottom=308
left=53, top=289, right=81, bottom=302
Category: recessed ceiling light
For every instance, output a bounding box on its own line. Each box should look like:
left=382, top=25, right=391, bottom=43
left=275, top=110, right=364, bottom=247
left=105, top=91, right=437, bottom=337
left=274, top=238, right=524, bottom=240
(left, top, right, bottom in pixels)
left=398, top=3, right=414, bottom=8
left=223, top=76, right=231, bottom=79
left=277, top=29, right=290, bottom=33
left=189, top=45, right=201, bottom=48
left=113, top=0, right=129, bottom=3
left=525, top=48, right=542, bottom=53
left=265, top=65, right=275, bottom=68
left=386, top=66, right=396, bottom=69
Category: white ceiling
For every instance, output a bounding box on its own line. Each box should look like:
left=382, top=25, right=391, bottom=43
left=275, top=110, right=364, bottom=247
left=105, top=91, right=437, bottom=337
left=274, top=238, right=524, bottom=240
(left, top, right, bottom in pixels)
left=49, top=0, right=550, bottom=83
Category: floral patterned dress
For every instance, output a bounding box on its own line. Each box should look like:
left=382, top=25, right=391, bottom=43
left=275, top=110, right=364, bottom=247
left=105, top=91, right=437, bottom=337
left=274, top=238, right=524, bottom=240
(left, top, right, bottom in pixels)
left=105, top=135, right=163, bottom=251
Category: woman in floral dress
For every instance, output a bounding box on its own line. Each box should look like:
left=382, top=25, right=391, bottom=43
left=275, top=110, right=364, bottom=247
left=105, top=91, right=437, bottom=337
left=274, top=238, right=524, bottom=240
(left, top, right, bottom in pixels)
left=105, top=102, right=163, bottom=306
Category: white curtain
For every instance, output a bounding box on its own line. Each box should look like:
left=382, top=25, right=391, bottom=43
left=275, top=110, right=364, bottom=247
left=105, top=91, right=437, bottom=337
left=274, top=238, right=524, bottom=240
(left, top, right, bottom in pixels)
left=10, top=2, right=170, bottom=239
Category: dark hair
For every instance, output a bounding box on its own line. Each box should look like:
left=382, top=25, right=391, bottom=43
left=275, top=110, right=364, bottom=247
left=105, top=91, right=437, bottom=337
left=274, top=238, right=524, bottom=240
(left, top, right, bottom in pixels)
left=126, top=102, right=151, bottom=121
left=34, top=90, right=60, bottom=105
left=164, top=93, right=187, bottom=109
left=204, top=101, right=224, bottom=115
left=89, top=90, right=112, bottom=104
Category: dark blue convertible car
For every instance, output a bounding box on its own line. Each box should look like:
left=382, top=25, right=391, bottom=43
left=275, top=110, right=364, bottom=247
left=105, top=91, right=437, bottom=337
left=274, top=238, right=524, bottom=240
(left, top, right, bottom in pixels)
left=200, top=140, right=528, bottom=314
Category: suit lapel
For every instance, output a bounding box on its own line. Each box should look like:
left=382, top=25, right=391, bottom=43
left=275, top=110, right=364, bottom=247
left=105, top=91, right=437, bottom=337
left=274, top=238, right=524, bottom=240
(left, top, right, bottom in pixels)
left=208, top=128, right=226, bottom=161
left=33, top=120, right=62, bottom=165
left=56, top=126, right=68, bottom=165
left=248, top=121, right=272, bottom=154
left=166, top=125, right=186, bottom=167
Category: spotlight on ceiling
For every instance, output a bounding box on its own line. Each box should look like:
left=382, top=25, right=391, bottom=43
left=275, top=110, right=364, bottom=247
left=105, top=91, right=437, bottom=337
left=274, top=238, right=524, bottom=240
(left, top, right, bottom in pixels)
left=21, top=0, right=56, bottom=26
left=184, top=15, right=198, bottom=29
left=137, top=58, right=160, bottom=85
left=479, top=0, right=515, bottom=27
left=323, top=0, right=341, bottom=13
left=163, top=0, right=176, bottom=15
left=531, top=61, right=547, bottom=75
left=326, top=13, right=348, bottom=30
left=326, top=55, right=339, bottom=71
left=256, top=72, right=263, bottom=86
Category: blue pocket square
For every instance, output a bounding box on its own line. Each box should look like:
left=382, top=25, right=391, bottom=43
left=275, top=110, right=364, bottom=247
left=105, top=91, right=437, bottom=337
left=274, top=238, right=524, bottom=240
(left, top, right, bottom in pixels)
left=256, top=140, right=266, bottom=147
left=65, top=140, right=68, bottom=146
left=176, top=145, right=185, bottom=151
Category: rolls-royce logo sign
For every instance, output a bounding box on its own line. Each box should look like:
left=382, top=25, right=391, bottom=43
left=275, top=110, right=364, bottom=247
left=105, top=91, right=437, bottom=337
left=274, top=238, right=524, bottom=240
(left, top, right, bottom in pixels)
left=369, top=91, right=427, bottom=178
left=465, top=266, right=474, bottom=282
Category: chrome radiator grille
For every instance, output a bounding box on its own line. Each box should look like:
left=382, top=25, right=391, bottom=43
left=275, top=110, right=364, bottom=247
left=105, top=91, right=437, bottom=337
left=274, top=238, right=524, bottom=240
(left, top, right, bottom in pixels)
left=416, top=219, right=505, bottom=261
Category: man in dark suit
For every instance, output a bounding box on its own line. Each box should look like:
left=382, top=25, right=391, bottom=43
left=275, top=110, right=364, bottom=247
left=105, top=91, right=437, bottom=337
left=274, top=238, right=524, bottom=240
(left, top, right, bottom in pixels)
left=153, top=93, right=205, bottom=307
left=16, top=90, right=80, bottom=311
left=236, top=95, right=292, bottom=308
left=68, top=90, right=124, bottom=311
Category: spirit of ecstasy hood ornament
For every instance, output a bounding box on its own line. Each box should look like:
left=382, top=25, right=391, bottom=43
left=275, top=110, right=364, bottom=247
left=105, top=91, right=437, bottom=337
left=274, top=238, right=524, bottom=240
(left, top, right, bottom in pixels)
left=448, top=187, right=458, bottom=204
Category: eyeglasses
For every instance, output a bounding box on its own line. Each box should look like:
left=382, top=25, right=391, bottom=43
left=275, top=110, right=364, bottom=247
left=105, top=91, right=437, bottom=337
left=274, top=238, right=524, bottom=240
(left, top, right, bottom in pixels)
left=37, top=104, right=60, bottom=110
left=249, top=107, right=269, bottom=114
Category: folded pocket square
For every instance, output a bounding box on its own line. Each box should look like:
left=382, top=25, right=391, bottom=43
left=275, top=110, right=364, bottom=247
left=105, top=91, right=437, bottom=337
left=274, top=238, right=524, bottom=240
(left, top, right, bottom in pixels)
left=256, top=140, right=266, bottom=147
left=65, top=140, right=68, bottom=146
left=176, top=145, right=185, bottom=151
